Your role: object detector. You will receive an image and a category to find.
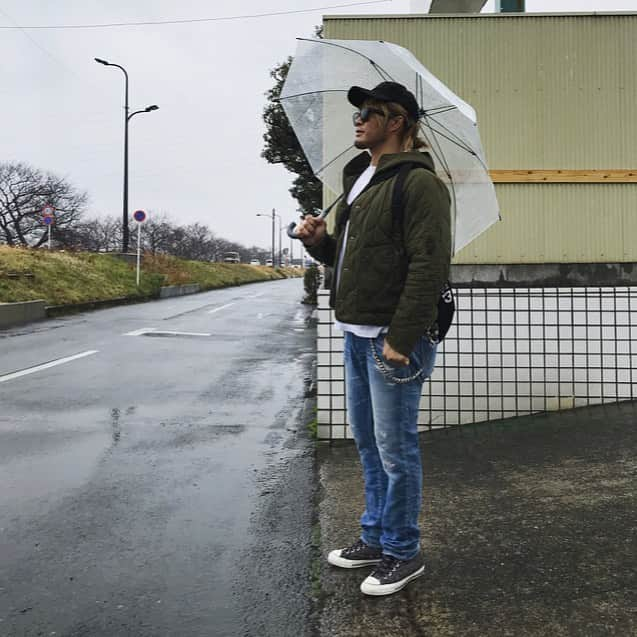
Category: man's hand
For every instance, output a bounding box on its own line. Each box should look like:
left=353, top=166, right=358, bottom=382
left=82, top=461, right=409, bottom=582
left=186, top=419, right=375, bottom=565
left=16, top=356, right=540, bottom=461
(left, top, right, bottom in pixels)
left=383, top=339, right=409, bottom=367
left=296, top=215, right=326, bottom=246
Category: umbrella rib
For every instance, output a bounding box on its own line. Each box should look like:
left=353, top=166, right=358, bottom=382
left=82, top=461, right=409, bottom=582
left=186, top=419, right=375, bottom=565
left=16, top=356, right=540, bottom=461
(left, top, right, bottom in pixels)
left=314, top=143, right=357, bottom=180
left=278, top=89, right=348, bottom=102
left=419, top=121, right=453, bottom=181
left=423, top=105, right=457, bottom=116
left=424, top=114, right=474, bottom=151
left=421, top=118, right=477, bottom=157
left=369, top=59, right=393, bottom=82
left=425, top=117, right=490, bottom=172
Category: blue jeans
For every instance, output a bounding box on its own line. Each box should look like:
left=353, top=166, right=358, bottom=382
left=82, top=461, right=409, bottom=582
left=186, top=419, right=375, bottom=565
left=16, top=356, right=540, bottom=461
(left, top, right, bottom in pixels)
left=343, top=331, right=437, bottom=561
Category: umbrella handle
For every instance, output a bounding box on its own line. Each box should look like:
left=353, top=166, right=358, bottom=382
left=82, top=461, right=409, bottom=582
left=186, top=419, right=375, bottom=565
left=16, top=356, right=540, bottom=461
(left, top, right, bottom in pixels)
left=287, top=221, right=302, bottom=240
left=286, top=194, right=344, bottom=241
left=287, top=212, right=322, bottom=240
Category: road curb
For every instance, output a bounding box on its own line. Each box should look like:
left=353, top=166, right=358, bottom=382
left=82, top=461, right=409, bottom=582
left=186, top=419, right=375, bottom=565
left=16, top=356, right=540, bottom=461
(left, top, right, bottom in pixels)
left=45, top=295, right=157, bottom=318
left=0, top=300, right=46, bottom=329
left=159, top=283, right=201, bottom=298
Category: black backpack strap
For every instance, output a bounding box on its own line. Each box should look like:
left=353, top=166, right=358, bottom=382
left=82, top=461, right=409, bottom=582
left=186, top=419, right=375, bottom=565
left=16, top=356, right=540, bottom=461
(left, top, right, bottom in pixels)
left=390, top=162, right=421, bottom=242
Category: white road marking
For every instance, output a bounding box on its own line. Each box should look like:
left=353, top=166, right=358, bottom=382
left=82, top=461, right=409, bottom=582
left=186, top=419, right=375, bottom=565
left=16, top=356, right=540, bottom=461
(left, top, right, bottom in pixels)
left=124, top=327, right=156, bottom=336
left=0, top=350, right=99, bottom=384
left=208, top=303, right=235, bottom=314
left=253, top=292, right=265, bottom=298
left=146, top=330, right=211, bottom=337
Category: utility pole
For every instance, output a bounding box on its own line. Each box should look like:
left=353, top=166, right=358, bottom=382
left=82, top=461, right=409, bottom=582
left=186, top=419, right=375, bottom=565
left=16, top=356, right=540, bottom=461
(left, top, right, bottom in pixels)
left=271, top=208, right=276, bottom=266
left=256, top=209, right=276, bottom=266
left=277, top=214, right=282, bottom=266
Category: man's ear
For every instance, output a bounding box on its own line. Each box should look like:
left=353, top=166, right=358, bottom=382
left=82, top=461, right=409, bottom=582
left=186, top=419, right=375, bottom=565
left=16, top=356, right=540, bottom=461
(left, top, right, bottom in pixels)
left=388, top=116, right=404, bottom=135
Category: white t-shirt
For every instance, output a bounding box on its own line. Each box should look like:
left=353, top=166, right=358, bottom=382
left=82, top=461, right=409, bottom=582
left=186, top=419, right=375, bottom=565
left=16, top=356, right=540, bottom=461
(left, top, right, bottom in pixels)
left=346, top=164, right=376, bottom=205
left=334, top=164, right=389, bottom=338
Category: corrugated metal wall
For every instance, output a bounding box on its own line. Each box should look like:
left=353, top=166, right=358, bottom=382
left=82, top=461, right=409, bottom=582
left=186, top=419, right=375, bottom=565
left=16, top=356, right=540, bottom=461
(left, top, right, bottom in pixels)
left=323, top=13, right=637, bottom=264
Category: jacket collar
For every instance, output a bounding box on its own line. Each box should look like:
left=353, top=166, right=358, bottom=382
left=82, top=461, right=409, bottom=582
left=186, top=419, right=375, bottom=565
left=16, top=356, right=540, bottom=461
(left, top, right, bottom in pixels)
left=342, top=150, right=436, bottom=194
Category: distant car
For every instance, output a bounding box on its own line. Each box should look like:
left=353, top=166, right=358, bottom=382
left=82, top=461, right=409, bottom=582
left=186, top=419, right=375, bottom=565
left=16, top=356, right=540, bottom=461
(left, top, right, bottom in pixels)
left=265, top=258, right=273, bottom=267
left=249, top=258, right=261, bottom=266
left=222, top=251, right=240, bottom=264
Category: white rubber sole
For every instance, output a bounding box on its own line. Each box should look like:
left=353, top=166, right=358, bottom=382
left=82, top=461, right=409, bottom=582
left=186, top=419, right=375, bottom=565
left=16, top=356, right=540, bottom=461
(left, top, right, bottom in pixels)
left=360, top=565, right=425, bottom=596
left=327, top=549, right=382, bottom=569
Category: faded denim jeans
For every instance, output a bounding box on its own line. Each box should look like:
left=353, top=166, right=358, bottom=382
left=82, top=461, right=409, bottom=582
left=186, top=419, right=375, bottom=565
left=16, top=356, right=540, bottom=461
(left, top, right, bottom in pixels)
left=343, top=331, right=437, bottom=560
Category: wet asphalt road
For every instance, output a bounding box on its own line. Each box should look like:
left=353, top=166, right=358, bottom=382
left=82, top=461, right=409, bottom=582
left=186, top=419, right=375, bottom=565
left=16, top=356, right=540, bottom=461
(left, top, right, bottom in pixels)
left=0, top=279, right=317, bottom=637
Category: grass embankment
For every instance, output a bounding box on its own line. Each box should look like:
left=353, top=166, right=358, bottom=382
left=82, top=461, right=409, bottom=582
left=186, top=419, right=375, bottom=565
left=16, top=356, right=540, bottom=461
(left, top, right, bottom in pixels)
left=0, top=247, right=300, bottom=307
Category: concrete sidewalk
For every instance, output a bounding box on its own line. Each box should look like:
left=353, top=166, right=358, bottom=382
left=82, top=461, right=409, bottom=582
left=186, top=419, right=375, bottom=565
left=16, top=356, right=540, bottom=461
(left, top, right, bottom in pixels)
left=314, top=401, right=637, bottom=637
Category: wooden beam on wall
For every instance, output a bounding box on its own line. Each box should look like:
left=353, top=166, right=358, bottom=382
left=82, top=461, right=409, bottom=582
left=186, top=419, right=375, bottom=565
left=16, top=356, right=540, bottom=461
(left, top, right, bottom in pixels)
left=490, top=170, right=637, bottom=183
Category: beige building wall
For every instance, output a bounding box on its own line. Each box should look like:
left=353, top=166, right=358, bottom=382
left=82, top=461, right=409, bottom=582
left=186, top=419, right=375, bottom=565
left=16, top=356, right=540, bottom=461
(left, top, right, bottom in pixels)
left=322, top=13, right=637, bottom=264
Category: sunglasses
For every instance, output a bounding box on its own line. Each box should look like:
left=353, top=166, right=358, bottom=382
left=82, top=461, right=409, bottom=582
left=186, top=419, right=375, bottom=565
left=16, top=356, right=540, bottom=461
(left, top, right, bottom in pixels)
left=352, top=107, right=385, bottom=125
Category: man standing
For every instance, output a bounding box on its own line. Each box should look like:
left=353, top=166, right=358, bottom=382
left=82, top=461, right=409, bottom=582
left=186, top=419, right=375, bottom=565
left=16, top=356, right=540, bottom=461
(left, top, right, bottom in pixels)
left=297, top=82, right=452, bottom=596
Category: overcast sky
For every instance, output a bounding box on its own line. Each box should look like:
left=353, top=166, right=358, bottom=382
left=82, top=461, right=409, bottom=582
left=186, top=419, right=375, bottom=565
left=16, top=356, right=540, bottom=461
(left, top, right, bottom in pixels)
left=1, top=0, right=635, bottom=250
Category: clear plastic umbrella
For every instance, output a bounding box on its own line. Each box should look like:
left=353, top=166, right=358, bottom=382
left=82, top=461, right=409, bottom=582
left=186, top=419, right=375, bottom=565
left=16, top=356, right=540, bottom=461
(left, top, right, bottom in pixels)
left=279, top=38, right=500, bottom=255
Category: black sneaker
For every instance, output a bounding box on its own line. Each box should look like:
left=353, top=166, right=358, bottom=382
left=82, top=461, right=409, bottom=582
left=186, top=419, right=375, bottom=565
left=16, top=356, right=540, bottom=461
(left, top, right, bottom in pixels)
left=327, top=538, right=383, bottom=568
left=360, top=553, right=425, bottom=595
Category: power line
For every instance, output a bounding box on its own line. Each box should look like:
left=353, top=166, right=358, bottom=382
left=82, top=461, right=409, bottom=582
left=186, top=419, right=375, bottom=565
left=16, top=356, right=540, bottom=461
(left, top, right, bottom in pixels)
left=0, top=7, right=111, bottom=100
left=0, top=0, right=392, bottom=30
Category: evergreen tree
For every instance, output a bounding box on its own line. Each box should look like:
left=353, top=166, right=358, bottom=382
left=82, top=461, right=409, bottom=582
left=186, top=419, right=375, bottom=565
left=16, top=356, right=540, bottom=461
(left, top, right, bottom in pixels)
left=261, top=53, right=322, bottom=216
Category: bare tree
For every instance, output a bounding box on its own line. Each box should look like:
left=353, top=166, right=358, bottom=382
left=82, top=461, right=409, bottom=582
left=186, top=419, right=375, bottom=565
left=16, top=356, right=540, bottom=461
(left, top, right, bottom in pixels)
left=0, top=161, right=87, bottom=247
left=245, top=245, right=271, bottom=264
left=70, top=216, right=121, bottom=252
left=143, top=212, right=173, bottom=255
left=179, top=223, right=216, bottom=261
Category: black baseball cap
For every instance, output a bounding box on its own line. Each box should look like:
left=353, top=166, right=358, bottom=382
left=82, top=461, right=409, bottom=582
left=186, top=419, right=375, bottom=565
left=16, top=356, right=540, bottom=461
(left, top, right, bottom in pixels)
left=347, top=81, right=421, bottom=121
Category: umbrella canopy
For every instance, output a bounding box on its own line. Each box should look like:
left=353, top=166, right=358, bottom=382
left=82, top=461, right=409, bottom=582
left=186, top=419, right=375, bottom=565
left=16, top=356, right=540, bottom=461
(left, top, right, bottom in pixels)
left=279, top=38, right=500, bottom=255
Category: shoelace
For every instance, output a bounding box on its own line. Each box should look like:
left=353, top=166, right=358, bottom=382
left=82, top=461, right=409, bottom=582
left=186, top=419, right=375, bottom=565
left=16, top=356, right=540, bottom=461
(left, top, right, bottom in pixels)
left=372, top=555, right=401, bottom=579
left=347, top=539, right=368, bottom=555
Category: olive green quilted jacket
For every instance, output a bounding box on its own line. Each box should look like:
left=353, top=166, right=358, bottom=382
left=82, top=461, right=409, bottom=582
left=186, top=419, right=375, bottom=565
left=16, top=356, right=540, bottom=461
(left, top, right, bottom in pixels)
left=306, top=150, right=451, bottom=356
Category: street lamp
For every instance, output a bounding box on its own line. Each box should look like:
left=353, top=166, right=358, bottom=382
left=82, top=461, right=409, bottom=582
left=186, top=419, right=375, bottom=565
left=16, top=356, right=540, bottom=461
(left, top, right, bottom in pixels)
left=129, top=105, right=159, bottom=118
left=275, top=213, right=282, bottom=266
left=95, top=57, right=159, bottom=253
left=256, top=209, right=282, bottom=266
